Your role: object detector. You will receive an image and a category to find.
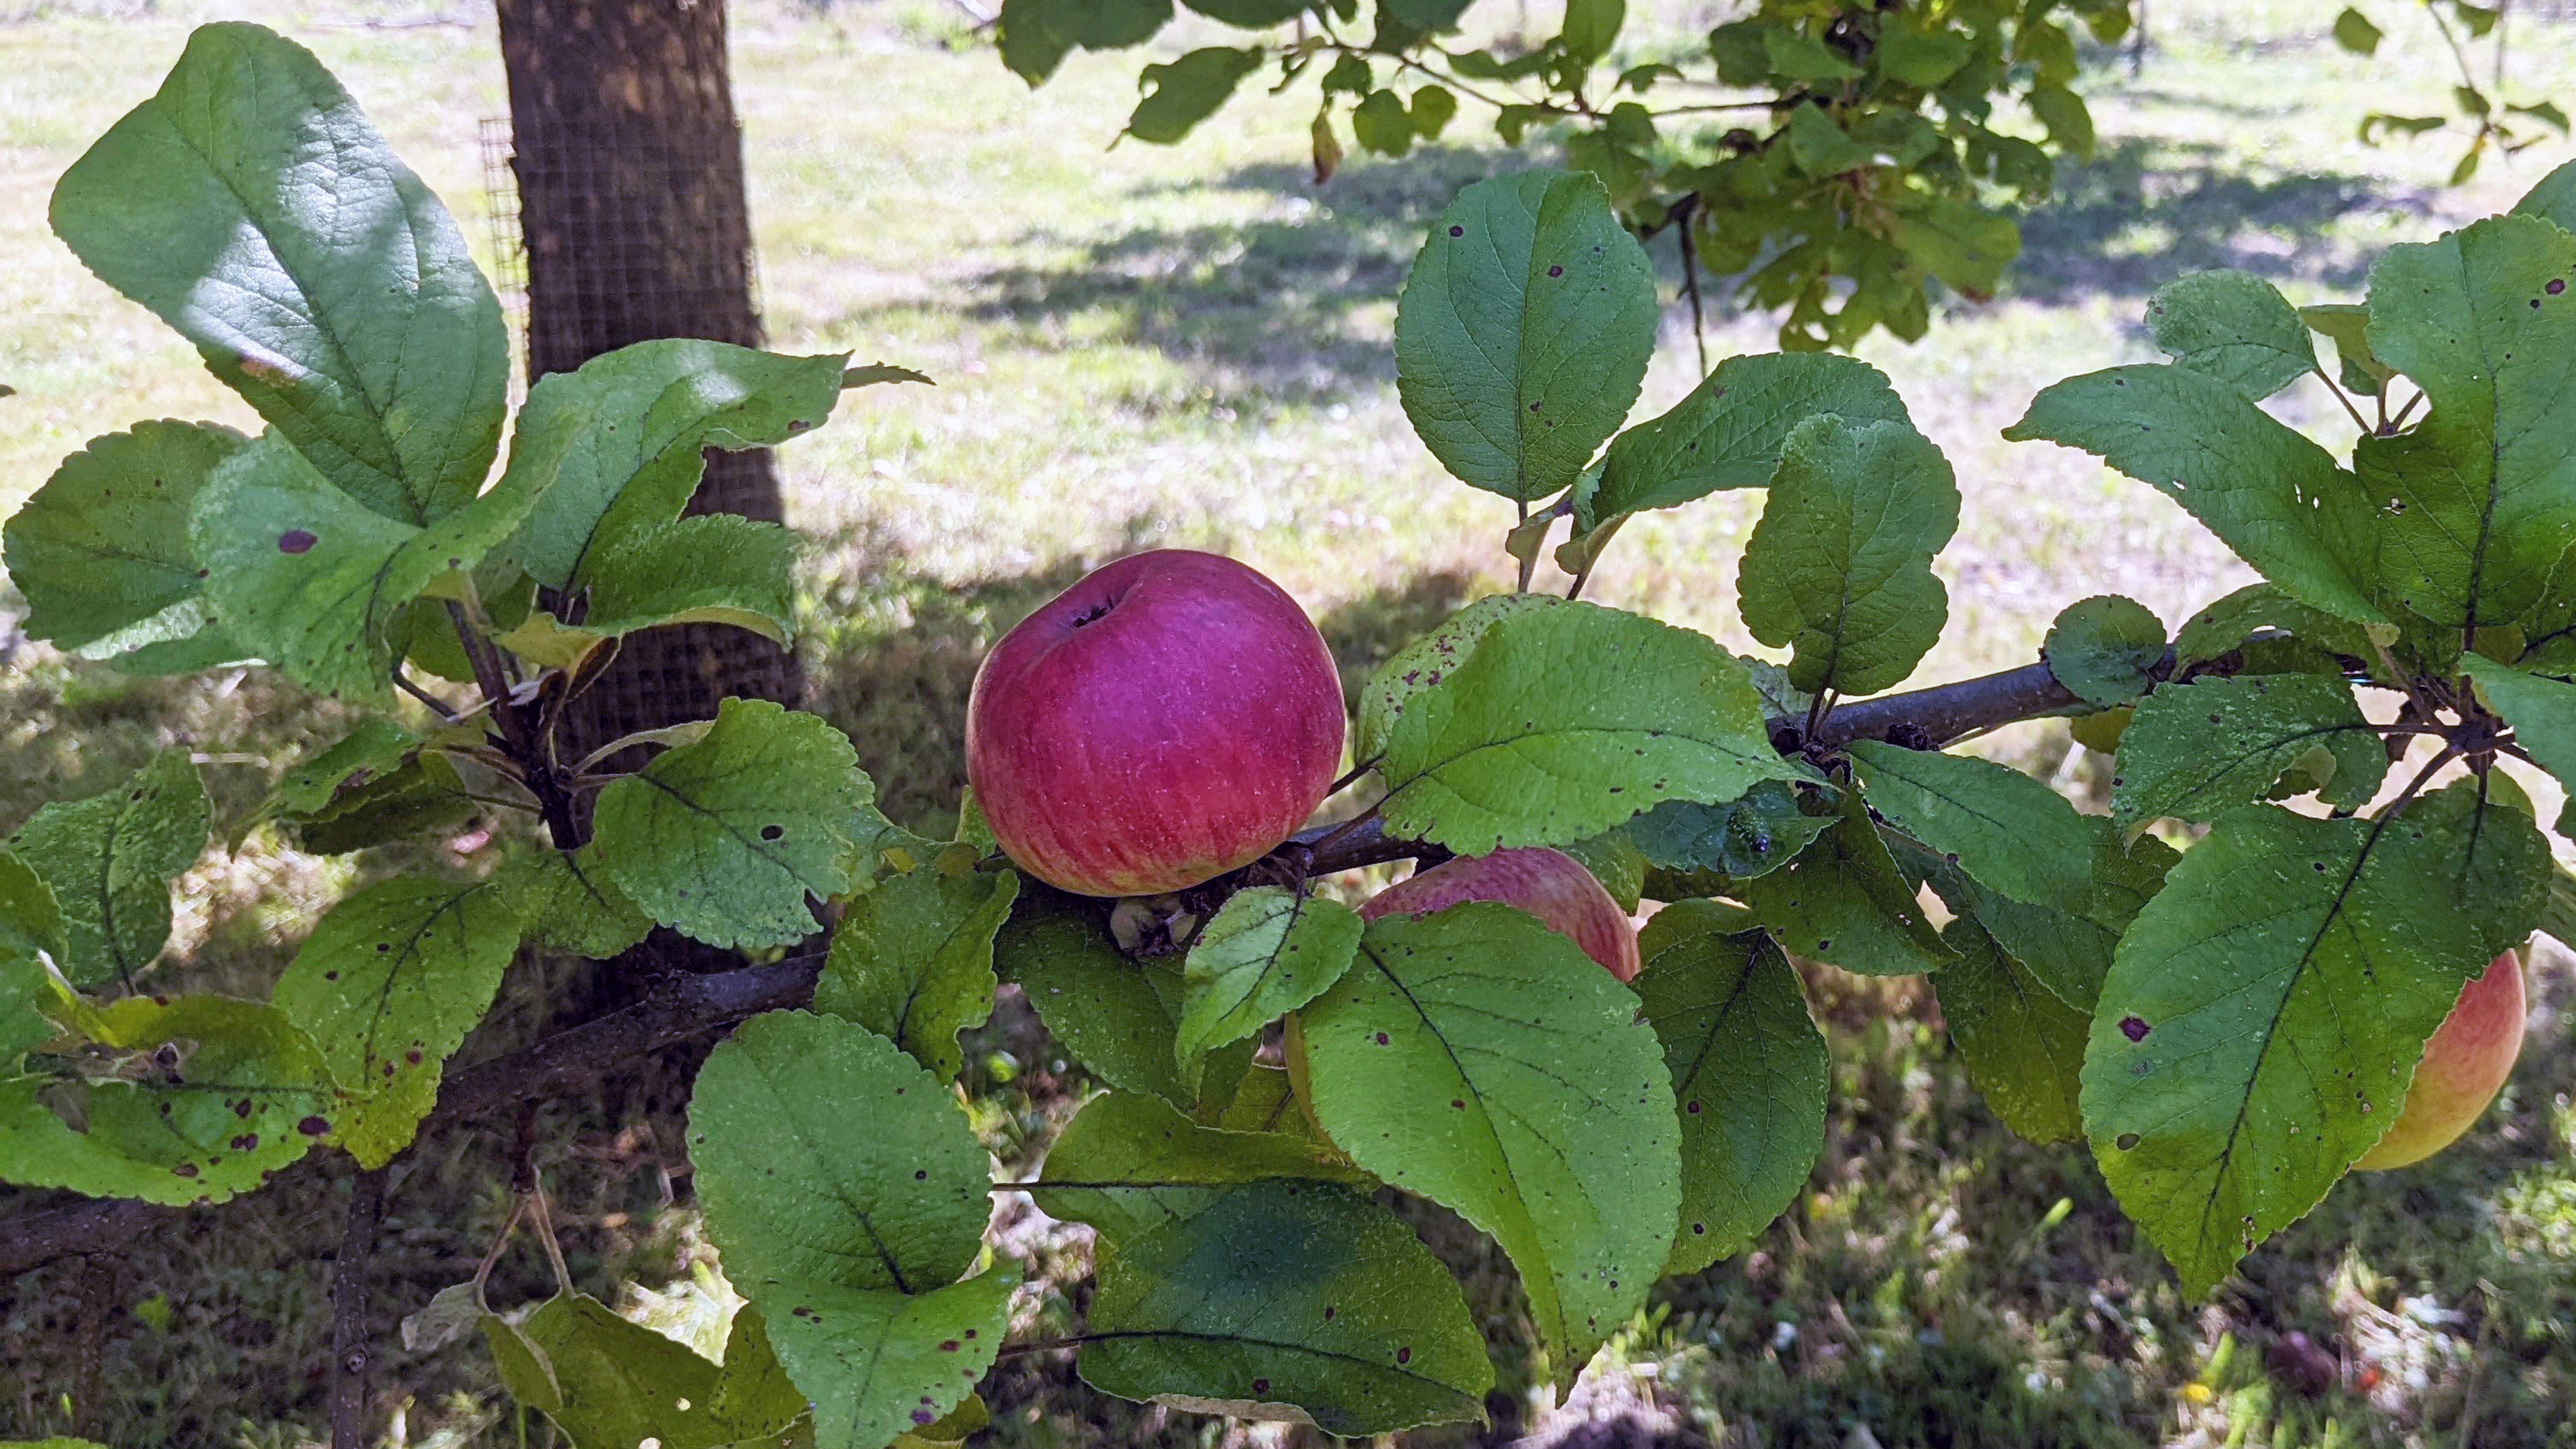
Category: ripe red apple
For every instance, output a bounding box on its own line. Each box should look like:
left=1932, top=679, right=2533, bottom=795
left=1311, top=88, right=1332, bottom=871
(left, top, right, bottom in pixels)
left=1358, top=847, right=1640, bottom=981
left=965, top=549, right=1344, bottom=897
left=2353, top=948, right=2526, bottom=1171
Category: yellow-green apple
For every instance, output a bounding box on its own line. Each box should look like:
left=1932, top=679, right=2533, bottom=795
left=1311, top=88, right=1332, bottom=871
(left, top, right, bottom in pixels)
left=965, top=549, right=1344, bottom=897
left=1357, top=847, right=1640, bottom=981
left=2352, top=948, right=2525, bottom=1171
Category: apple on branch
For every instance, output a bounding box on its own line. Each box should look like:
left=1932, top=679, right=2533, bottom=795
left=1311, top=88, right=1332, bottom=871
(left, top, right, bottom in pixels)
left=2353, top=947, right=2526, bottom=1172
left=1358, top=847, right=1641, bottom=981
left=965, top=549, right=1345, bottom=897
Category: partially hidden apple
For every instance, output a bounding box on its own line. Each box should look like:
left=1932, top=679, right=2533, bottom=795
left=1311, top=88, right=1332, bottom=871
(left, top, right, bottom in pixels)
left=1357, top=847, right=1640, bottom=982
left=2352, top=948, right=2526, bottom=1171
left=965, top=549, right=1344, bottom=897
left=1284, top=847, right=1639, bottom=1136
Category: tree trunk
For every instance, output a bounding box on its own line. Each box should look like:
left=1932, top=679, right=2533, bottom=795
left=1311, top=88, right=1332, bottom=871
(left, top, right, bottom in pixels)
left=494, top=0, right=799, bottom=769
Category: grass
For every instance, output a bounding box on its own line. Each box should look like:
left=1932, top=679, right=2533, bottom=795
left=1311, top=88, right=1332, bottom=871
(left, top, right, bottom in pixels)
left=7, top=0, right=2576, bottom=1443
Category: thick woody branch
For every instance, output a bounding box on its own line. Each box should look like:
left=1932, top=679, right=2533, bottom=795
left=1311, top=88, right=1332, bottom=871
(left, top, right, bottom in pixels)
left=1800, top=659, right=2086, bottom=751
left=329, top=1167, right=387, bottom=1449
left=0, top=651, right=2104, bottom=1275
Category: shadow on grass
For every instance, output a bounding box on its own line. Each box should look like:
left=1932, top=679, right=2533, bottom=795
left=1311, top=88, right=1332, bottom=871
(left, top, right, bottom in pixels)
left=914, top=149, right=1511, bottom=408
left=2007, top=138, right=2420, bottom=304
left=887, top=131, right=2413, bottom=413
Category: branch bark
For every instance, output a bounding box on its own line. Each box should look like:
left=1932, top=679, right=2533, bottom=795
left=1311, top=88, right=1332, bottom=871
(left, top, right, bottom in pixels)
left=330, top=1167, right=388, bottom=1449
left=0, top=649, right=2098, bottom=1275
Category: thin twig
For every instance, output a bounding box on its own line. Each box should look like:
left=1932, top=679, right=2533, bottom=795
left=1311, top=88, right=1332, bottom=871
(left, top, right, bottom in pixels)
left=2390, top=388, right=2427, bottom=431
left=392, top=669, right=458, bottom=720
left=330, top=1167, right=388, bottom=1449
left=1678, top=202, right=1710, bottom=379
left=2316, top=368, right=2374, bottom=438
left=2371, top=636, right=2444, bottom=727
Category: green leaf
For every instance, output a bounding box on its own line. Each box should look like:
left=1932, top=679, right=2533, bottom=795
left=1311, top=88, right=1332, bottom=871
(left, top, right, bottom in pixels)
left=289, top=751, right=478, bottom=857
left=1174, top=888, right=1362, bottom=1071
left=3, top=421, right=248, bottom=664
left=2511, top=99, right=2570, bottom=133
left=1933, top=918, right=2088, bottom=1143
left=1762, top=25, right=1862, bottom=81
left=8, top=751, right=209, bottom=989
left=1128, top=48, right=1264, bottom=144
left=2004, top=365, right=2386, bottom=625
left=490, top=849, right=653, bottom=960
left=2147, top=272, right=2318, bottom=402
left=2542, top=857, right=2576, bottom=951
left=814, top=865, right=1020, bottom=1081
left=500, top=339, right=846, bottom=591
left=843, top=361, right=936, bottom=389
left=1736, top=791, right=1953, bottom=976
left=1738, top=415, right=1960, bottom=697
left=1579, top=353, right=1910, bottom=533
left=1032, top=1090, right=1371, bottom=1243
left=1843, top=741, right=2096, bottom=910
left=270, top=877, right=519, bottom=1168
left=2027, top=83, right=2095, bottom=162
left=2332, top=6, right=2382, bottom=54
left=1890, top=194, right=2020, bottom=295
left=2084, top=785, right=2545, bottom=1296
left=2511, top=158, right=2576, bottom=231
left=586, top=699, right=866, bottom=950
left=998, top=0, right=1074, bottom=82
left=574, top=513, right=800, bottom=647
left=1078, top=1183, right=1492, bottom=1436
left=1394, top=170, right=1658, bottom=503
left=485, top=1296, right=806, bottom=1449
left=1299, top=904, right=1679, bottom=1366
left=1878, top=22, right=1972, bottom=87
left=2112, top=674, right=2388, bottom=827
left=1559, top=828, right=1648, bottom=912
left=250, top=720, right=418, bottom=834
left=1785, top=105, right=1873, bottom=178
left=0, top=996, right=331, bottom=1204
left=1181, top=0, right=1305, bottom=22
left=1931, top=820, right=2177, bottom=1012
left=1385, top=0, right=1472, bottom=29
left=2172, top=582, right=2384, bottom=671
left=2461, top=653, right=2576, bottom=835
left=995, top=900, right=1243, bottom=1108
left=191, top=429, right=546, bottom=698
left=49, top=22, right=505, bottom=525
left=689, top=1010, right=991, bottom=1295
left=0, top=852, right=68, bottom=1067
left=1351, top=89, right=1416, bottom=158
left=1042, top=0, right=1175, bottom=47
left=1352, top=593, right=1561, bottom=766
left=1635, top=902, right=1826, bottom=1273
left=1624, top=781, right=1831, bottom=879
left=2043, top=595, right=2168, bottom=708
left=2359, top=111, right=2447, bottom=144
left=1375, top=600, right=1799, bottom=853
left=1560, top=0, right=1622, bottom=59
left=2298, top=303, right=2399, bottom=396
left=761, top=1273, right=1014, bottom=1449
left=2358, top=215, right=2576, bottom=631
left=1409, top=85, right=1458, bottom=140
